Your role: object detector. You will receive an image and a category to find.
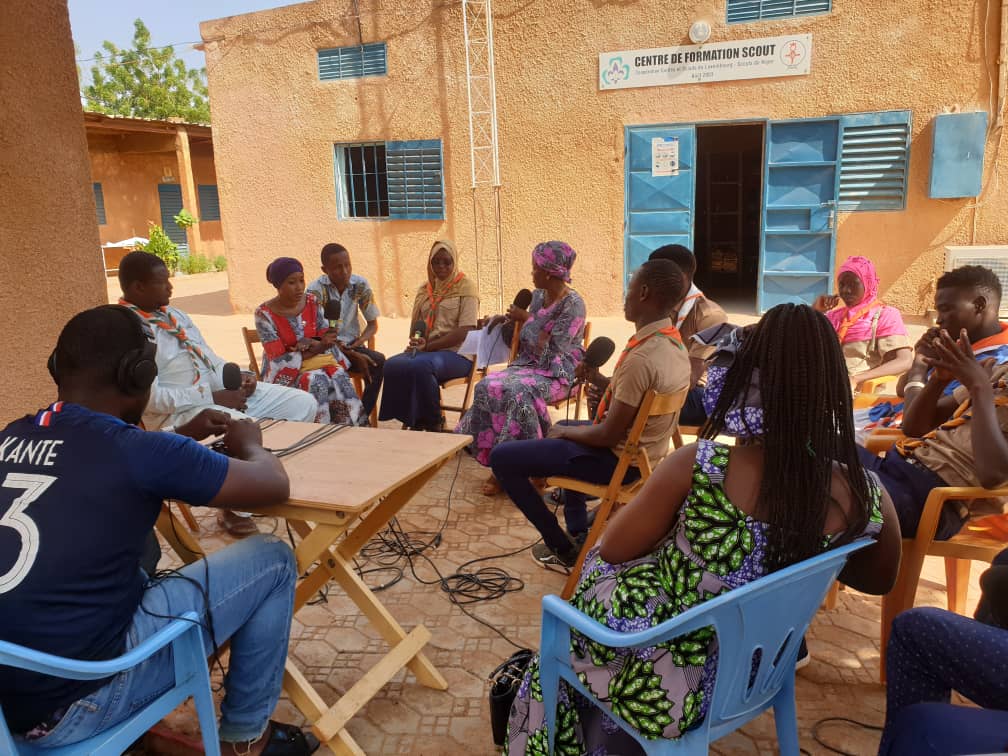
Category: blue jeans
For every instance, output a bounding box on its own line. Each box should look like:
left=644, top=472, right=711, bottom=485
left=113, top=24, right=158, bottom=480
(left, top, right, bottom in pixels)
left=856, top=444, right=964, bottom=540
left=32, top=534, right=296, bottom=747
left=881, top=606, right=1008, bottom=754
left=489, top=423, right=639, bottom=553
left=678, top=386, right=708, bottom=426
left=379, top=350, right=473, bottom=428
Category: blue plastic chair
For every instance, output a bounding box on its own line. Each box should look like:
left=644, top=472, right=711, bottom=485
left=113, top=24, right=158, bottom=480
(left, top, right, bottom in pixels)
left=0, top=612, right=220, bottom=755
left=539, top=538, right=872, bottom=755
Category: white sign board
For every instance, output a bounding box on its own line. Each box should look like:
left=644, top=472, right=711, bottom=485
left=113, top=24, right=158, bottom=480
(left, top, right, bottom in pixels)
left=600, top=34, right=812, bottom=91
left=652, top=137, right=679, bottom=177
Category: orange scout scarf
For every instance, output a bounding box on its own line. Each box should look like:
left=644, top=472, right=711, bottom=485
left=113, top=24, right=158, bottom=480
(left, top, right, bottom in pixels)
left=119, top=299, right=213, bottom=383
left=422, top=272, right=465, bottom=332
left=593, top=325, right=684, bottom=424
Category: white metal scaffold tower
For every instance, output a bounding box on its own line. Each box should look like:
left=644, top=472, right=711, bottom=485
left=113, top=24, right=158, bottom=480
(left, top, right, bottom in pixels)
left=462, top=0, right=504, bottom=310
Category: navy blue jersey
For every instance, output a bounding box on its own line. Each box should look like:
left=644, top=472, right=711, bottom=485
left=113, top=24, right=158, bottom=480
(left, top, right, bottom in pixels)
left=0, top=402, right=228, bottom=732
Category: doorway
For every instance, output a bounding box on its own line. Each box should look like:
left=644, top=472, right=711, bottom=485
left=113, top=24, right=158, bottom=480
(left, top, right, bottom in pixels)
left=693, top=123, right=764, bottom=310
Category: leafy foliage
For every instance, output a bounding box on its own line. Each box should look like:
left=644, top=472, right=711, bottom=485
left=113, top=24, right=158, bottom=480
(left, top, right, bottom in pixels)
left=138, top=224, right=179, bottom=273
left=177, top=253, right=227, bottom=275
left=83, top=19, right=210, bottom=124
left=173, top=208, right=197, bottom=229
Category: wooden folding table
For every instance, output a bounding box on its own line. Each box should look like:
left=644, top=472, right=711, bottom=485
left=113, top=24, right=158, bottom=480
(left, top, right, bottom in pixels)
left=157, top=422, right=471, bottom=755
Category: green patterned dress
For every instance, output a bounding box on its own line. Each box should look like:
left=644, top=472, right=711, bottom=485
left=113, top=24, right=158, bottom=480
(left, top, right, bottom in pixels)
left=506, top=440, right=883, bottom=755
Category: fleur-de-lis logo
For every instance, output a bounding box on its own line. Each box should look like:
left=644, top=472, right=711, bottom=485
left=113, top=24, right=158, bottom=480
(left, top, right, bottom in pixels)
left=602, top=56, right=631, bottom=86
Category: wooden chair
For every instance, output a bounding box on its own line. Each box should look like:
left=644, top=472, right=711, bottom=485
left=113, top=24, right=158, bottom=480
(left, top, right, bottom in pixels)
left=866, top=436, right=1008, bottom=681
left=241, top=326, right=378, bottom=427
left=546, top=387, right=688, bottom=599
left=439, top=357, right=480, bottom=417
left=550, top=321, right=593, bottom=421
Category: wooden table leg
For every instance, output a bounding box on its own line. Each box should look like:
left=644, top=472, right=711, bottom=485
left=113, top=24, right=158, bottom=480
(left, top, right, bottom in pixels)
left=284, top=662, right=366, bottom=756
left=156, top=504, right=205, bottom=565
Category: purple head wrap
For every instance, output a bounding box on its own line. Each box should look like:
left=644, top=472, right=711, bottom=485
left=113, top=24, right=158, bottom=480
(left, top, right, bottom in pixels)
left=266, top=257, right=303, bottom=288
left=532, top=241, right=577, bottom=283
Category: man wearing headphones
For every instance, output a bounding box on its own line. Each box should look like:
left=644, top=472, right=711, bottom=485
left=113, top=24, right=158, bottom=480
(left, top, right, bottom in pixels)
left=0, top=306, right=318, bottom=755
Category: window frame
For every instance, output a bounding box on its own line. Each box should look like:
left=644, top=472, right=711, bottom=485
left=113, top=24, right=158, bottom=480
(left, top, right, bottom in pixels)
left=837, top=110, right=912, bottom=213
left=92, top=182, right=107, bottom=225
left=726, top=0, right=832, bottom=24
left=333, top=139, right=445, bottom=222
left=197, top=184, right=221, bottom=222
left=318, top=42, right=388, bottom=81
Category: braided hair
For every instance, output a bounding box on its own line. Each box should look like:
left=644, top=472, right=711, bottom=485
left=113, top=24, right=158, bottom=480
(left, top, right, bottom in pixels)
left=701, top=303, right=871, bottom=570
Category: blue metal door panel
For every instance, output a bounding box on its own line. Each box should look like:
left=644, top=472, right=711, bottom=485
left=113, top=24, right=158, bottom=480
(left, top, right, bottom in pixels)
left=157, top=184, right=188, bottom=246
left=759, top=117, right=840, bottom=311
left=624, top=125, right=696, bottom=287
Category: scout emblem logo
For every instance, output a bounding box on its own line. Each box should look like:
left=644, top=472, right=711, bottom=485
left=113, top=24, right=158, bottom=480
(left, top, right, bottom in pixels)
left=602, top=56, right=631, bottom=86
left=780, top=39, right=808, bottom=69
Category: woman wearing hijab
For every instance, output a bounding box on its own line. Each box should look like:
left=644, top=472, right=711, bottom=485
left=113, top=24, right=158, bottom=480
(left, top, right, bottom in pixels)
left=255, top=256, right=365, bottom=425
left=813, top=255, right=914, bottom=391
left=457, top=241, right=586, bottom=495
left=379, top=240, right=479, bottom=431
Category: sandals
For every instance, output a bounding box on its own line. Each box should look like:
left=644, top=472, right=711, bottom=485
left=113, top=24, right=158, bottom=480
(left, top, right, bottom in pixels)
left=482, top=475, right=503, bottom=496
left=258, top=721, right=320, bottom=756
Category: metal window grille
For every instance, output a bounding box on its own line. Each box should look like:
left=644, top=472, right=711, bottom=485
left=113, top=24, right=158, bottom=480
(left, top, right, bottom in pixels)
left=93, top=182, right=107, bottom=225
left=335, top=143, right=390, bottom=218
left=838, top=111, right=912, bottom=211
left=197, top=185, right=221, bottom=221
left=318, top=43, right=387, bottom=81
left=726, top=0, right=831, bottom=23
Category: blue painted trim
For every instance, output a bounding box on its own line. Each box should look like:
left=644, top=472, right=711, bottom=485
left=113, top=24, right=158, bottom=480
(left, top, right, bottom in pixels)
left=727, top=0, right=832, bottom=24
left=93, top=182, right=107, bottom=225
left=197, top=184, right=220, bottom=221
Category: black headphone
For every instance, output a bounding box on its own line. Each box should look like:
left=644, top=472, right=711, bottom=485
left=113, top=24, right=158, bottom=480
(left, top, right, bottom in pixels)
left=48, top=305, right=158, bottom=396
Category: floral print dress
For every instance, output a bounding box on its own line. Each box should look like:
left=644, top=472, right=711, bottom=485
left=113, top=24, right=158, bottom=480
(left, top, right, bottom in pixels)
left=506, top=440, right=884, bottom=755
left=456, top=289, right=586, bottom=465
left=254, top=293, right=364, bottom=426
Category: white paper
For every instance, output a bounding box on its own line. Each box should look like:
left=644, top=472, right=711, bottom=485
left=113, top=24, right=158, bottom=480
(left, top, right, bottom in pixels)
left=652, top=137, right=679, bottom=177
left=458, top=325, right=514, bottom=369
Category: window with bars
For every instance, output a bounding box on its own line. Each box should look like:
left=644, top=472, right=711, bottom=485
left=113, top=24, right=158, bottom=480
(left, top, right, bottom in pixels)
left=838, top=111, right=912, bottom=211
left=726, top=0, right=831, bottom=23
left=318, top=42, right=387, bottom=81
left=334, top=140, right=444, bottom=220
left=198, top=184, right=221, bottom=221
left=93, top=182, right=107, bottom=225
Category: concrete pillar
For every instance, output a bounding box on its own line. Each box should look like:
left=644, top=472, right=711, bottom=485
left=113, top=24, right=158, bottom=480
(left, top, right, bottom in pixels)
left=0, top=0, right=106, bottom=419
left=174, top=126, right=202, bottom=254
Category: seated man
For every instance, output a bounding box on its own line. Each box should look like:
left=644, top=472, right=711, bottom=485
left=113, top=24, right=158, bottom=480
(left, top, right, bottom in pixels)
left=118, top=251, right=317, bottom=537
left=859, top=328, right=1008, bottom=540
left=648, top=244, right=727, bottom=427
left=490, top=260, right=691, bottom=568
left=307, top=242, right=385, bottom=416
left=0, top=306, right=316, bottom=755
left=898, top=264, right=1008, bottom=397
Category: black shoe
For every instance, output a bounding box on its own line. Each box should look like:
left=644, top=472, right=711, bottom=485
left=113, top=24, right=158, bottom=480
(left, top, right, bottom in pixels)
left=795, top=638, right=810, bottom=670
left=259, top=721, right=320, bottom=756
left=531, top=541, right=579, bottom=569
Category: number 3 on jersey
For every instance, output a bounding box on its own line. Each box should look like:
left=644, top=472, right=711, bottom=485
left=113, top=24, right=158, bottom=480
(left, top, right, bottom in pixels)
left=0, top=473, right=56, bottom=594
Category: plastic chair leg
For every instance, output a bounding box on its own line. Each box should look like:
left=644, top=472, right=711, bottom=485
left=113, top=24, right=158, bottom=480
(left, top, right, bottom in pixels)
left=945, top=557, right=971, bottom=615
left=772, top=674, right=800, bottom=756
left=540, top=620, right=562, bottom=755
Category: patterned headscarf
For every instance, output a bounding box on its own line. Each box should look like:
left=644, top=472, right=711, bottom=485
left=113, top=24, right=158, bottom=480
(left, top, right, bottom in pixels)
left=837, top=256, right=879, bottom=307
left=532, top=241, right=577, bottom=283
left=699, top=324, right=765, bottom=439
left=266, top=257, right=303, bottom=288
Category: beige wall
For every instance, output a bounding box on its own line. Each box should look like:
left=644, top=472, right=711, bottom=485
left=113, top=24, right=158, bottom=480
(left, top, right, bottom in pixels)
left=202, top=0, right=1008, bottom=317
left=88, top=132, right=224, bottom=262
left=0, top=0, right=106, bottom=419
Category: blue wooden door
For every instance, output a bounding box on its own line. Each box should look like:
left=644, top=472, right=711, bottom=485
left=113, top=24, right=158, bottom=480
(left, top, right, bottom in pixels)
left=157, top=184, right=188, bottom=247
left=624, top=125, right=696, bottom=287
left=759, top=118, right=840, bottom=311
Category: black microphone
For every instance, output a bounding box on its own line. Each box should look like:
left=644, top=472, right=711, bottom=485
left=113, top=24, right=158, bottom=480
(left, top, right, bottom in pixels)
left=490, top=289, right=534, bottom=333
left=568, top=337, right=617, bottom=406
left=222, top=362, right=243, bottom=391
left=323, top=298, right=342, bottom=328
left=410, top=320, right=427, bottom=358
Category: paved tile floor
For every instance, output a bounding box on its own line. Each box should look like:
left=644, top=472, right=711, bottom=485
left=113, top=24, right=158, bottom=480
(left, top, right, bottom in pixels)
left=125, top=273, right=973, bottom=755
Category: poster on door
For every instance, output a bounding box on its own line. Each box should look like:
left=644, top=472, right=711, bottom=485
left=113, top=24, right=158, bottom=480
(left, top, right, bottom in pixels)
left=600, top=34, right=812, bottom=91
left=651, top=137, right=679, bottom=177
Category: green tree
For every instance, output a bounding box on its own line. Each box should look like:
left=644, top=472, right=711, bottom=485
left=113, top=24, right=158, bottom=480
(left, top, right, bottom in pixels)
left=83, top=19, right=210, bottom=124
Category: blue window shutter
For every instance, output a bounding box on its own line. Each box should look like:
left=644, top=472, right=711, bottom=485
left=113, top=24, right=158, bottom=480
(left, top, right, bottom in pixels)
left=838, top=111, right=912, bottom=211
left=93, top=182, right=107, bottom=225
left=157, top=184, right=188, bottom=245
left=318, top=42, right=387, bottom=81
left=198, top=184, right=221, bottom=221
left=386, top=140, right=445, bottom=220
left=727, top=0, right=831, bottom=23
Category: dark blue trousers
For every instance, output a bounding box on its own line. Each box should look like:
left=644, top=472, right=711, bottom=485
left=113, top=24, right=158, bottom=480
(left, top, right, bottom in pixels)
left=678, top=385, right=708, bottom=426
left=856, top=444, right=964, bottom=540
left=378, top=350, right=472, bottom=427
left=489, top=423, right=639, bottom=553
left=881, top=606, right=1008, bottom=755
left=351, top=346, right=385, bottom=415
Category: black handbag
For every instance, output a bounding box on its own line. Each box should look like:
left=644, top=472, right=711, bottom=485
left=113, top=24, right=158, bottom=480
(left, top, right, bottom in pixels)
left=489, top=648, right=535, bottom=746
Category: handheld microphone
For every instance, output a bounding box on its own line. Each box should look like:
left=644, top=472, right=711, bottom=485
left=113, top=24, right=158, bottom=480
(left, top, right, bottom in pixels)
left=410, top=320, right=427, bottom=358
left=567, top=336, right=617, bottom=407
left=490, top=289, right=534, bottom=333
left=222, top=362, right=243, bottom=391
left=323, top=298, right=342, bottom=329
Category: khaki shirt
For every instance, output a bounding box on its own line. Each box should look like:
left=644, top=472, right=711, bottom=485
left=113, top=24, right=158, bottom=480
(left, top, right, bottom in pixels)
left=430, top=295, right=479, bottom=350
left=912, top=364, right=1008, bottom=516
left=610, top=318, right=691, bottom=465
left=843, top=334, right=911, bottom=375
left=679, top=296, right=728, bottom=362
